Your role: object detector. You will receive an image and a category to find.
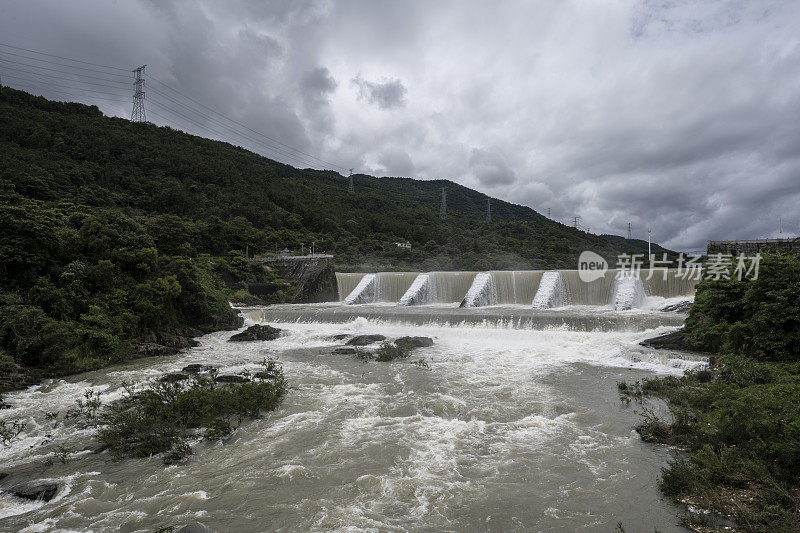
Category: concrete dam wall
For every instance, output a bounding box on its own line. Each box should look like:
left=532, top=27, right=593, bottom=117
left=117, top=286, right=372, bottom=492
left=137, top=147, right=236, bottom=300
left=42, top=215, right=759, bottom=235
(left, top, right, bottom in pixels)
left=336, top=269, right=699, bottom=310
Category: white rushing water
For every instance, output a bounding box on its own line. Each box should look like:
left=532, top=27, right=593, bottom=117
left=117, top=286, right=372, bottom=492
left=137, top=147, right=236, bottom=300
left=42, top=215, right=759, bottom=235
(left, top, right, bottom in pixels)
left=613, top=272, right=647, bottom=311
left=340, top=269, right=699, bottom=308
left=398, top=274, right=431, bottom=306
left=460, top=272, right=496, bottom=307
left=0, top=306, right=704, bottom=532
left=342, top=273, right=376, bottom=305
left=531, top=271, right=567, bottom=309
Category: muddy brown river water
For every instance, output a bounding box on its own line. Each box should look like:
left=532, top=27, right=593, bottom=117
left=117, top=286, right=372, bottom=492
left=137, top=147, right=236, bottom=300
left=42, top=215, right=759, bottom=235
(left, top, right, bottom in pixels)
left=0, top=304, right=706, bottom=532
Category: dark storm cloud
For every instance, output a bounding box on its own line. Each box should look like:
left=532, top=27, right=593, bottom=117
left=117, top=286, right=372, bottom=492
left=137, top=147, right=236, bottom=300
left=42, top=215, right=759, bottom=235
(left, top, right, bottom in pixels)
left=1, top=0, right=799, bottom=249
left=352, top=75, right=407, bottom=109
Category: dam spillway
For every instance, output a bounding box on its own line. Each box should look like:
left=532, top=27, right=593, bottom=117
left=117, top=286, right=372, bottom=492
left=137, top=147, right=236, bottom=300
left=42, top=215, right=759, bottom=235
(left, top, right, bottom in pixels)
left=337, top=269, right=699, bottom=309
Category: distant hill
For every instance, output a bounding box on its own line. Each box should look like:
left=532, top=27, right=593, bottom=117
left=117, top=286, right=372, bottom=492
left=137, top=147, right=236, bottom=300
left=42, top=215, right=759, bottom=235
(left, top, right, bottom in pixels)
left=599, top=234, right=676, bottom=259
left=1, top=86, right=672, bottom=272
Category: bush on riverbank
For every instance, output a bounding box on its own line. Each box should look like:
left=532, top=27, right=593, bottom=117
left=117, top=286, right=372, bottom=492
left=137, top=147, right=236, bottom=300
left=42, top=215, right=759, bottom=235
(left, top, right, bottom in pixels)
left=683, top=252, right=800, bottom=361
left=621, top=253, right=800, bottom=531
left=95, top=360, right=286, bottom=464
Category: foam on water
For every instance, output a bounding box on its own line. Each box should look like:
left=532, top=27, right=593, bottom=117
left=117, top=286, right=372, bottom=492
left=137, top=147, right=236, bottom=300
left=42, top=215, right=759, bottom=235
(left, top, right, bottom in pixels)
left=0, top=310, right=704, bottom=531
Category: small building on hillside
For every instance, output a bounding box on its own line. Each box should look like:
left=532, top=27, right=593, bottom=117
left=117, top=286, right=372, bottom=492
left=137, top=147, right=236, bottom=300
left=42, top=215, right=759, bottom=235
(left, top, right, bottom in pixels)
left=394, top=242, right=412, bottom=249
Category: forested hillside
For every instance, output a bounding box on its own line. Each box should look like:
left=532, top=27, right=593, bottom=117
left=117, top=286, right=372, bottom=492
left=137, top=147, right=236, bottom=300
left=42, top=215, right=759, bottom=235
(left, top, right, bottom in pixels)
left=0, top=87, right=668, bottom=379
left=1, top=87, right=663, bottom=272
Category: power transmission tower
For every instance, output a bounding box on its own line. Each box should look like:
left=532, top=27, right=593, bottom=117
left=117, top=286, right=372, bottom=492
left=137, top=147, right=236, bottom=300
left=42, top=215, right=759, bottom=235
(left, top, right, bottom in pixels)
left=627, top=222, right=632, bottom=240
left=439, top=187, right=447, bottom=220
left=486, top=197, right=491, bottom=222
left=131, top=65, right=146, bottom=122
left=572, top=216, right=581, bottom=228
left=547, top=207, right=551, bottom=218
left=348, top=168, right=354, bottom=194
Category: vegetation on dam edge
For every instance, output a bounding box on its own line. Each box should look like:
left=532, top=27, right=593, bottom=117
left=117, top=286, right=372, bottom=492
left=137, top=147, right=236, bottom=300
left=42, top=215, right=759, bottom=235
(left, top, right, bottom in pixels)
left=620, top=253, right=800, bottom=532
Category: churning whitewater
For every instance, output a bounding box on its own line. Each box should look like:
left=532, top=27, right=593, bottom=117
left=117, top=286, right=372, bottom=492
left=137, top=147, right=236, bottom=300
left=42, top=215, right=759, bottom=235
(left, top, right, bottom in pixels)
left=0, top=303, right=705, bottom=532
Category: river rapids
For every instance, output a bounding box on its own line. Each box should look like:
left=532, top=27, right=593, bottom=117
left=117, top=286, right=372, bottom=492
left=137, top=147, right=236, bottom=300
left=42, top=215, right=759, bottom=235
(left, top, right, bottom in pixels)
left=0, top=303, right=706, bottom=532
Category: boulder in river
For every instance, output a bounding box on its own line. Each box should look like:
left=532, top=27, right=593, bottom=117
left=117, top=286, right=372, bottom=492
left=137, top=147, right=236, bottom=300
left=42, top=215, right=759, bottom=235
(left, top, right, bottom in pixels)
left=659, top=300, right=694, bottom=313
left=346, top=334, right=386, bottom=346
left=160, top=372, right=190, bottom=383
left=182, top=364, right=217, bottom=374
left=11, top=483, right=59, bottom=502
left=640, top=330, right=692, bottom=351
left=228, top=325, right=282, bottom=342
left=332, top=347, right=359, bottom=355
left=395, top=336, right=434, bottom=348
left=136, top=343, right=179, bottom=358
left=0, top=359, right=41, bottom=392
left=330, top=334, right=349, bottom=341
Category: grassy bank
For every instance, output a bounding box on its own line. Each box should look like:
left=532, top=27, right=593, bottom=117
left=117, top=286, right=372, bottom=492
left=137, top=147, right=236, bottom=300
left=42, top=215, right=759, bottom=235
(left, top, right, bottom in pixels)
left=620, top=253, right=800, bottom=531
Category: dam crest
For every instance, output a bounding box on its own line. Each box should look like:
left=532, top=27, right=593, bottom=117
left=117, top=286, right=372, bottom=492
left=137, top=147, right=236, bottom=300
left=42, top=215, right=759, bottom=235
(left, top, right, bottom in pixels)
left=336, top=269, right=698, bottom=309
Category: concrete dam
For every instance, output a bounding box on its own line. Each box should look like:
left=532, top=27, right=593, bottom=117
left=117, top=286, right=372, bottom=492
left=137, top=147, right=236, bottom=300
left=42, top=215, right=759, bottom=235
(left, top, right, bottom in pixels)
left=336, top=270, right=699, bottom=310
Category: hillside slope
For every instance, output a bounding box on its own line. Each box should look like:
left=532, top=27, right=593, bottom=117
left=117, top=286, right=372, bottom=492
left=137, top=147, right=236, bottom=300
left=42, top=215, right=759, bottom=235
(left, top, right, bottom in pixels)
left=1, top=87, right=669, bottom=273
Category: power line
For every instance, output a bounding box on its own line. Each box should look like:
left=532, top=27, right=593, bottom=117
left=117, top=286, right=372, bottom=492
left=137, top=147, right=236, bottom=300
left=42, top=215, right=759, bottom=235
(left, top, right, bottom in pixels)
left=0, top=75, right=129, bottom=98
left=0, top=49, right=131, bottom=78
left=148, top=74, right=348, bottom=171
left=147, top=99, right=329, bottom=169
left=0, top=41, right=352, bottom=173
left=0, top=57, right=131, bottom=84
left=145, top=85, right=327, bottom=166
left=146, top=100, right=318, bottom=169
left=4, top=80, right=130, bottom=104
left=0, top=42, right=130, bottom=71
left=0, top=66, right=131, bottom=91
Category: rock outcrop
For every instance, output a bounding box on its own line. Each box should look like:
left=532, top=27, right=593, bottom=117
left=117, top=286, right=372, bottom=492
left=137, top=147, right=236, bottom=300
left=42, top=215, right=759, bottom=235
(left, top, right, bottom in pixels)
left=346, top=334, right=386, bottom=346
left=395, top=336, right=434, bottom=347
left=11, top=483, right=59, bottom=502
left=659, top=300, right=694, bottom=313
left=228, top=325, right=282, bottom=342
left=640, top=330, right=692, bottom=351
left=182, top=364, right=217, bottom=374
left=0, top=359, right=40, bottom=393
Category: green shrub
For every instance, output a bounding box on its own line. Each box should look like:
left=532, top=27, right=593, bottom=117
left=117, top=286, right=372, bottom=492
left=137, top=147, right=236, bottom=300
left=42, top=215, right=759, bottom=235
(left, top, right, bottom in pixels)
left=684, top=253, right=800, bottom=361
left=95, top=360, right=286, bottom=463
left=375, top=342, right=413, bottom=362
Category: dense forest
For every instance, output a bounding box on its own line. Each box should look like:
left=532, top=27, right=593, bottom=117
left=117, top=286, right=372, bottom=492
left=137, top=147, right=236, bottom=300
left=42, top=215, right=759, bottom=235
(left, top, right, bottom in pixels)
left=0, top=87, right=669, bottom=379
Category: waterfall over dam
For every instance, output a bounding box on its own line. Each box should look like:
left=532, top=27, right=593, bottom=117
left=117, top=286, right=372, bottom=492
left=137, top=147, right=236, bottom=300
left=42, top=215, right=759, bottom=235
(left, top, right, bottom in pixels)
left=337, top=269, right=699, bottom=309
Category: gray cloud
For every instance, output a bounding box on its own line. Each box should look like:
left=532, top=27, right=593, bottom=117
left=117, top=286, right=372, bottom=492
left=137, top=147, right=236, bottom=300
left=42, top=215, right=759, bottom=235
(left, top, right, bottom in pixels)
left=1, top=0, right=799, bottom=249
left=352, top=75, right=407, bottom=109
left=469, top=148, right=517, bottom=186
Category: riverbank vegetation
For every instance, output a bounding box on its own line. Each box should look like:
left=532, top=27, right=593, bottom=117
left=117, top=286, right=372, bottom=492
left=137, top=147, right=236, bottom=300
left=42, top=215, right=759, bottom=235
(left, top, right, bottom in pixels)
left=620, top=253, right=800, bottom=532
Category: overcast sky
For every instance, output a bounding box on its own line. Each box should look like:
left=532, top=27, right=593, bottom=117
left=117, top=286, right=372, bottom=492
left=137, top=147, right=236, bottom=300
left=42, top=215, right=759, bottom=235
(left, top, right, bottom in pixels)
left=2, top=0, right=799, bottom=250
